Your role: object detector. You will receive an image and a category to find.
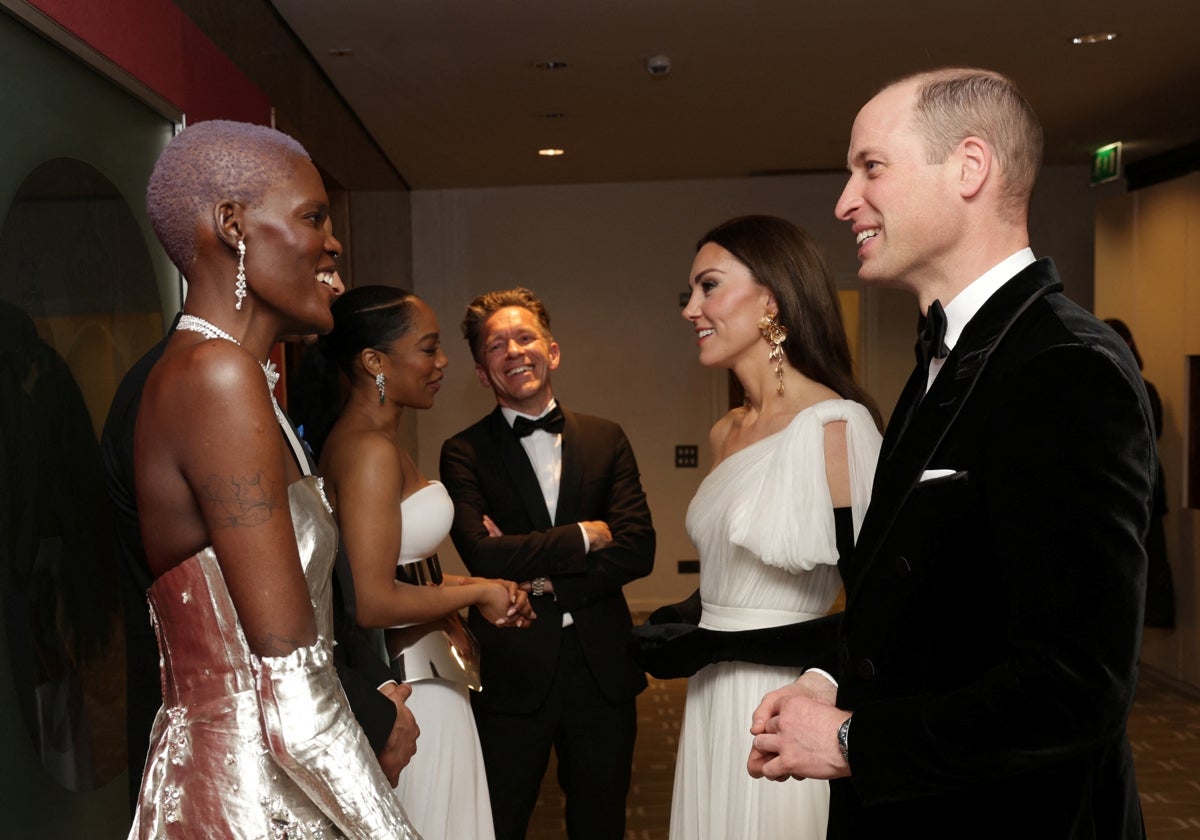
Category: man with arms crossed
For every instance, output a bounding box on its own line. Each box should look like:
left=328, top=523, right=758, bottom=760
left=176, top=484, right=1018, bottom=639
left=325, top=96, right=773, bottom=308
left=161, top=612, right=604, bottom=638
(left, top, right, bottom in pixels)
left=749, top=68, right=1154, bottom=838
left=440, top=287, right=655, bottom=840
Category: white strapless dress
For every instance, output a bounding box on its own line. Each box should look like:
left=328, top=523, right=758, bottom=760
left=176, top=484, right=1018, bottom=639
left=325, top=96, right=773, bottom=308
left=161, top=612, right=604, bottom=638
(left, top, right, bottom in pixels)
left=391, top=480, right=495, bottom=840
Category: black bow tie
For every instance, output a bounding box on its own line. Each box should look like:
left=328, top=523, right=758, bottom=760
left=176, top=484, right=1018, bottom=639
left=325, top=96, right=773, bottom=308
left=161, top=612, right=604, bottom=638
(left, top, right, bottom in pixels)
left=916, top=299, right=949, bottom=368
left=512, top=406, right=564, bottom=438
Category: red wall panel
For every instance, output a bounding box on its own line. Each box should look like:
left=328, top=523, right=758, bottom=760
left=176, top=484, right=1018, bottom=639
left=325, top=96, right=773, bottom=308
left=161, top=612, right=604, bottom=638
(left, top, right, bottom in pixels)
left=25, top=0, right=270, bottom=124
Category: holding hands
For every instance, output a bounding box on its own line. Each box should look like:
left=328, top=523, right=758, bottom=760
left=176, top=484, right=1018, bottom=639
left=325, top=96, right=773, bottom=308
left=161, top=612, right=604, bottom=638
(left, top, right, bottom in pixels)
left=448, top=573, right=535, bottom=627
left=481, top=513, right=612, bottom=619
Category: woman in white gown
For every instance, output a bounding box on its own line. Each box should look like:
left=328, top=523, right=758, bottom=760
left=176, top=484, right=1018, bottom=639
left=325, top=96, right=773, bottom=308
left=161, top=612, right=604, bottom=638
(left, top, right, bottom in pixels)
left=295, top=285, right=536, bottom=839
left=668, top=215, right=883, bottom=840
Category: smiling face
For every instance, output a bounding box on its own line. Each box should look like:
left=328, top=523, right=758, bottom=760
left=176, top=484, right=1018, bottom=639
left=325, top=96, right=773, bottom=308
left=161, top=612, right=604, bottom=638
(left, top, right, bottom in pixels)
left=681, top=242, right=774, bottom=370
left=834, top=81, right=960, bottom=292
left=380, top=298, right=447, bottom=410
left=241, top=155, right=342, bottom=334
left=474, top=305, right=560, bottom=414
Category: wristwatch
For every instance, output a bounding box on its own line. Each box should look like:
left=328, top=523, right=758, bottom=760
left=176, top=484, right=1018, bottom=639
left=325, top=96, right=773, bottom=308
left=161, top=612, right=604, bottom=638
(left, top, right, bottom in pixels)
left=531, top=576, right=548, bottom=597
left=837, top=715, right=852, bottom=766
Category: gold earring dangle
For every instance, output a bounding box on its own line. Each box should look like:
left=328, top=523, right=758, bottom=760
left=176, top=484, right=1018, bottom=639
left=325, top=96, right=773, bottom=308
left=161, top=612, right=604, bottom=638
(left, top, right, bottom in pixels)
left=757, top=312, right=788, bottom=396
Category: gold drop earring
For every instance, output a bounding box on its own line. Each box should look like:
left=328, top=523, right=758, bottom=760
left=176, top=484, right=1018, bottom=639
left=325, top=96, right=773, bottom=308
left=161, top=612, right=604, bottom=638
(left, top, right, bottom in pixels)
left=757, top=311, right=788, bottom=396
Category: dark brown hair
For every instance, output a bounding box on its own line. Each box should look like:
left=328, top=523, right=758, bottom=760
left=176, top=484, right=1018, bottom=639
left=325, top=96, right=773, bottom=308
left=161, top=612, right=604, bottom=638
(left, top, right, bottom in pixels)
left=698, top=215, right=881, bottom=426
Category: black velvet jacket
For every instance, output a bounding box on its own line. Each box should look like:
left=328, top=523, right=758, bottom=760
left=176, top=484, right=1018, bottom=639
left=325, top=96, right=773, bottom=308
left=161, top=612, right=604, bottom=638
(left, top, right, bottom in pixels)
left=819, top=259, right=1154, bottom=838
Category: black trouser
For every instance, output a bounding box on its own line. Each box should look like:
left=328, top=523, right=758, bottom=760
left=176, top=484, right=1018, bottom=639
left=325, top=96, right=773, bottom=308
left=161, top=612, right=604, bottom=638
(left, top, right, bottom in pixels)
left=473, top=628, right=637, bottom=840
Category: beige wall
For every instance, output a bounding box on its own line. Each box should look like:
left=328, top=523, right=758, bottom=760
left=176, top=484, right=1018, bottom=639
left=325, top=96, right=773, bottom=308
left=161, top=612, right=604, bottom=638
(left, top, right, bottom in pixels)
left=412, top=167, right=1099, bottom=612
left=1096, top=172, right=1200, bottom=690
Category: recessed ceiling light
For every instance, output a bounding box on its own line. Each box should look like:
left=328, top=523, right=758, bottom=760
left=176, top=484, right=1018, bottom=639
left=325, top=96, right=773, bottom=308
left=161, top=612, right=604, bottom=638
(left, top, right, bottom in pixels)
left=537, top=148, right=565, bottom=157
left=534, top=60, right=569, bottom=70
left=1071, top=32, right=1118, bottom=45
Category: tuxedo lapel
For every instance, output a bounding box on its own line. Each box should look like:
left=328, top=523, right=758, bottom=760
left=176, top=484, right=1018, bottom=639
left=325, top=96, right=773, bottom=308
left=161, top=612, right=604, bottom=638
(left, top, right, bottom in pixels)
left=849, top=260, right=1062, bottom=595
left=555, top=407, right=583, bottom=526
left=485, top=407, right=555, bottom=530
left=879, top=364, right=928, bottom=462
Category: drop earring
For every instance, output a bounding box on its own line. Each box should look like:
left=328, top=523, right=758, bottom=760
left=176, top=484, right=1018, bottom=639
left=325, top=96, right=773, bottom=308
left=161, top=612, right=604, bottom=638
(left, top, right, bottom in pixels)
left=376, top=372, right=386, bottom=405
left=234, top=239, right=248, bottom=310
left=757, top=311, right=789, bottom=396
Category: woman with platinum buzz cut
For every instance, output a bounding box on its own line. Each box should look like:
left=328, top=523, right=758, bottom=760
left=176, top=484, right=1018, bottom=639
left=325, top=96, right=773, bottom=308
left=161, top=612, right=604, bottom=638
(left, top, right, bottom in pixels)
left=128, top=120, right=420, bottom=839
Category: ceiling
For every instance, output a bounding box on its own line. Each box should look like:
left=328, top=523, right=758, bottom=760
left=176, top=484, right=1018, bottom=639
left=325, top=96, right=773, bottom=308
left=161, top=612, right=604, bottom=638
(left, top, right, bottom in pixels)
left=266, top=0, right=1200, bottom=191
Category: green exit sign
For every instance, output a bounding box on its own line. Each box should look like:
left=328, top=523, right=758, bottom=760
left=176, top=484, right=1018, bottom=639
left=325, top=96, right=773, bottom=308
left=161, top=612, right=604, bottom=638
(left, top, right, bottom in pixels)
left=1091, top=142, right=1122, bottom=185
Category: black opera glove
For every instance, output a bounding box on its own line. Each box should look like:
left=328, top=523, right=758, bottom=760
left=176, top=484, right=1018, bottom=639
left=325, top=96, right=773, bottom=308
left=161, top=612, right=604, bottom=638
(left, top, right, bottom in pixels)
left=648, top=588, right=702, bottom=625
left=632, top=617, right=831, bottom=680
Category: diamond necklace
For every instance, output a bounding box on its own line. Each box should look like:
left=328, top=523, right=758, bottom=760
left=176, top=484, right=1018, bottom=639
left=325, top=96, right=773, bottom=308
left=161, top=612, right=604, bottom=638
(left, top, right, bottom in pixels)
left=175, top=314, right=287, bottom=425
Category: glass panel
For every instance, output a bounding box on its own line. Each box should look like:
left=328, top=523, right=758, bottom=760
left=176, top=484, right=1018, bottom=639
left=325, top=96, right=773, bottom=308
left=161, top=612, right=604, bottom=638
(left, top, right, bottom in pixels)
left=0, top=9, right=176, bottom=836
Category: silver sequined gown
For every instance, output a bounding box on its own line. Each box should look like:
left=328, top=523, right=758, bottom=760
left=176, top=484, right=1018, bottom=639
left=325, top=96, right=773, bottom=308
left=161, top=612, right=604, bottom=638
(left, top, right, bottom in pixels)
left=129, top=476, right=420, bottom=839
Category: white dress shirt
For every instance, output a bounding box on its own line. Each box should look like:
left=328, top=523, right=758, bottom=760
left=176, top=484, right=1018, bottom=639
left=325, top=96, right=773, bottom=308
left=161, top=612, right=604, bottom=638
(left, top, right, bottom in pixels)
left=501, top=399, right=579, bottom=626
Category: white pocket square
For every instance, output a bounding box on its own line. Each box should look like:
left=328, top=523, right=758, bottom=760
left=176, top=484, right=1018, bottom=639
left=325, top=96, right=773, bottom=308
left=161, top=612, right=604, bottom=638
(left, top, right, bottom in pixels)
left=919, top=469, right=958, bottom=483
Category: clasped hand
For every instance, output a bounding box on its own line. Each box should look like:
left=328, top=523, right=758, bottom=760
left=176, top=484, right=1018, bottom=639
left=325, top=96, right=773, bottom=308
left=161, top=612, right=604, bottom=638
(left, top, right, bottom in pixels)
left=747, top=671, right=851, bottom=782
left=455, top=574, right=536, bottom=627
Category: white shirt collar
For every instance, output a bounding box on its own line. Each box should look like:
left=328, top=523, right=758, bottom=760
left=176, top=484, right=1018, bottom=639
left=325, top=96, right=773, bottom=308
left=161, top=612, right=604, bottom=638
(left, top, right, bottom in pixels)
left=925, top=248, right=1035, bottom=392
left=940, top=248, right=1036, bottom=353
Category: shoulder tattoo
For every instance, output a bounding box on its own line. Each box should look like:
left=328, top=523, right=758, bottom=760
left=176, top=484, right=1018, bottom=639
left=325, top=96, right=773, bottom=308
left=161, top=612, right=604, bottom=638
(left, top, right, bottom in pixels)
left=201, top=472, right=280, bottom=528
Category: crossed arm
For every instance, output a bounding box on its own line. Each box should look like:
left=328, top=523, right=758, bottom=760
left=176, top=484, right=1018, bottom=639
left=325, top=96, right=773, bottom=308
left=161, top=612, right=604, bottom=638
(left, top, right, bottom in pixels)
left=440, top=425, right=654, bottom=607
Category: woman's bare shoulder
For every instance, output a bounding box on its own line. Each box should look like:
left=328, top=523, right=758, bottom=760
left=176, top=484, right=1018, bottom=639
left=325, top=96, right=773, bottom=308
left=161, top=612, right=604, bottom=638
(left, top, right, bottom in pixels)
left=323, top=422, right=407, bottom=494
left=708, top=406, right=747, bottom=462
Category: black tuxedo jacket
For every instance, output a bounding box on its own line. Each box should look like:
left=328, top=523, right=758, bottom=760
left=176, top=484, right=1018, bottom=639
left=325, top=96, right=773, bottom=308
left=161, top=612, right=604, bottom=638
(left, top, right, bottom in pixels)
left=440, top=404, right=655, bottom=714
left=821, top=260, right=1154, bottom=838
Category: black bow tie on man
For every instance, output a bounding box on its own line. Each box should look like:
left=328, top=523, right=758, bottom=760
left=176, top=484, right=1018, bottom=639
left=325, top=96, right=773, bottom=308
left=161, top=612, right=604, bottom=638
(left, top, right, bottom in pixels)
left=916, top=299, right=950, bottom=368
left=512, top=405, right=565, bottom=438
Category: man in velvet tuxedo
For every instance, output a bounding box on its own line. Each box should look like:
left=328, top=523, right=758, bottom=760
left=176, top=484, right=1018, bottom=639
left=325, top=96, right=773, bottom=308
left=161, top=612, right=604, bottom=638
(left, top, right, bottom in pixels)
left=748, top=68, right=1154, bottom=838
left=440, top=287, right=655, bottom=840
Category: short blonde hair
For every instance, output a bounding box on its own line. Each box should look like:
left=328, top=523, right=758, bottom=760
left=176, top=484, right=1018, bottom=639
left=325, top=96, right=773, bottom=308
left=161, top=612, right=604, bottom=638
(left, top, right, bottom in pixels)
left=894, top=67, right=1042, bottom=220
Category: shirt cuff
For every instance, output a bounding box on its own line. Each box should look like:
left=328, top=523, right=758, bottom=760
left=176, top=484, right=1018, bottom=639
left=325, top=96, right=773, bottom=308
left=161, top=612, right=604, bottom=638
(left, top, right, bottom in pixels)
left=804, top=668, right=838, bottom=688
left=577, top=522, right=590, bottom=551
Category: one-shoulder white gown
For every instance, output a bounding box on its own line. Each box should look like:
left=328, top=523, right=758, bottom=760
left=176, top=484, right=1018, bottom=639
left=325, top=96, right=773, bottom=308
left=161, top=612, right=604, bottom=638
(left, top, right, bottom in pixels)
left=669, top=400, right=881, bottom=840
